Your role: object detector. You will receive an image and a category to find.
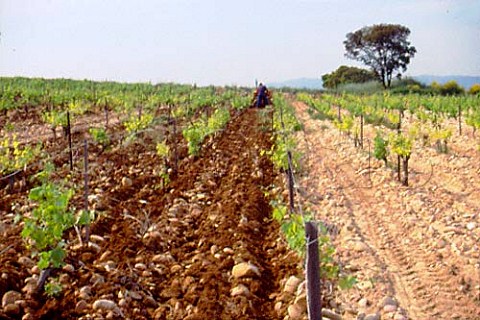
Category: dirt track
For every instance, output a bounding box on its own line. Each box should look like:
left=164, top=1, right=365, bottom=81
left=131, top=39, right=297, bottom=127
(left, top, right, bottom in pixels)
left=293, top=101, right=480, bottom=319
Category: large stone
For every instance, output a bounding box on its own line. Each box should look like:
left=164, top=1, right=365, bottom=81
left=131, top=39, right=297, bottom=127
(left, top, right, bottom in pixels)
left=293, top=293, right=307, bottom=309
left=2, top=290, right=21, bottom=308
left=287, top=303, right=306, bottom=319
left=92, top=299, right=118, bottom=312
left=232, top=262, right=260, bottom=279
left=284, top=276, right=302, bottom=294
left=4, top=303, right=20, bottom=315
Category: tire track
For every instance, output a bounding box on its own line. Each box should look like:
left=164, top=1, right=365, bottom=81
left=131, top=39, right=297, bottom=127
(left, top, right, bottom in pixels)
left=293, top=101, right=480, bottom=319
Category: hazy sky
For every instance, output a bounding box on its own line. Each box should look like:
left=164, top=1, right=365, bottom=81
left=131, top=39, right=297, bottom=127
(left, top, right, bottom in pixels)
left=0, top=0, right=479, bottom=86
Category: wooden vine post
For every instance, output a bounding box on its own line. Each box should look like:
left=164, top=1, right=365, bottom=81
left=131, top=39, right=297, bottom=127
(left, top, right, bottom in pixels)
left=458, top=103, right=462, bottom=135
left=67, top=111, right=73, bottom=171
left=287, top=150, right=295, bottom=213
left=305, top=221, right=322, bottom=320
left=83, top=139, right=90, bottom=242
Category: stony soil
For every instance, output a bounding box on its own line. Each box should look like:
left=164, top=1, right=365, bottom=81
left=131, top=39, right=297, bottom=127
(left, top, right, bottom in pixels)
left=2, top=98, right=480, bottom=320
left=0, top=107, right=307, bottom=319
left=293, top=101, right=480, bottom=320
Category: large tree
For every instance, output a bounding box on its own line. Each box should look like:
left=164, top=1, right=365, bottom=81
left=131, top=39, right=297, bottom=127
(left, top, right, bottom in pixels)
left=322, top=65, right=376, bottom=89
left=344, top=24, right=416, bottom=89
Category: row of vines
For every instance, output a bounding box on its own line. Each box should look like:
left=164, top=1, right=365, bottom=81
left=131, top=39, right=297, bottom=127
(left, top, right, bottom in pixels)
left=0, top=76, right=253, bottom=297
left=299, top=92, right=480, bottom=186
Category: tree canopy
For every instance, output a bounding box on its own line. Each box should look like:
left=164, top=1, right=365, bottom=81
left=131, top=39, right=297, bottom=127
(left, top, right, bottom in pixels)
left=322, top=65, right=376, bottom=89
left=344, top=24, right=416, bottom=89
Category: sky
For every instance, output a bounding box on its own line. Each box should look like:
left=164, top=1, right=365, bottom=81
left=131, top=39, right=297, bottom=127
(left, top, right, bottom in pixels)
left=0, top=0, right=479, bottom=87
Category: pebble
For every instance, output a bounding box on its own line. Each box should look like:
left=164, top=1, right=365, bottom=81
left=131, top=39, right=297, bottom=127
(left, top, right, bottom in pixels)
left=358, top=297, right=369, bottom=308
left=92, top=299, right=119, bottom=312
left=394, top=314, right=408, bottom=320
left=353, top=241, right=369, bottom=252
left=322, top=308, right=343, bottom=320
left=384, top=304, right=398, bottom=312
left=274, top=301, right=283, bottom=314
left=223, top=247, right=234, bottom=255
left=134, top=263, right=147, bottom=271
left=79, top=286, right=92, bottom=300
left=364, top=314, right=380, bottom=320
left=18, top=257, right=35, bottom=268
left=467, top=222, right=476, bottom=230
left=230, top=284, right=250, bottom=297
left=128, top=291, right=142, bottom=300
left=232, top=262, right=260, bottom=279
left=75, top=300, right=89, bottom=313
left=170, top=265, right=182, bottom=273
left=121, top=177, right=132, bottom=187
left=436, top=239, right=447, bottom=249
left=2, top=290, right=22, bottom=307
left=63, top=264, right=75, bottom=272
left=381, top=296, right=398, bottom=307
left=152, top=253, right=174, bottom=264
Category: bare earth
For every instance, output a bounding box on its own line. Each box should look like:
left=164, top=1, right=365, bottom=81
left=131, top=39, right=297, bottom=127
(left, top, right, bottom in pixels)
left=293, top=100, right=480, bottom=320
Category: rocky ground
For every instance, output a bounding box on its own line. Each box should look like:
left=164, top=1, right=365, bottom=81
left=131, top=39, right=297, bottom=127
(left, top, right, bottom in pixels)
left=0, top=107, right=319, bottom=319
left=293, top=101, right=480, bottom=320
left=2, top=99, right=480, bottom=320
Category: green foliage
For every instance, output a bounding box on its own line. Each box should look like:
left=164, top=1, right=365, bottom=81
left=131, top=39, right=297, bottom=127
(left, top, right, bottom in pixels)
left=373, top=132, right=388, bottom=165
left=466, top=110, right=480, bottom=131
left=231, top=95, right=251, bottom=110
left=322, top=65, right=376, bottom=89
left=333, top=115, right=354, bottom=134
left=156, top=140, right=170, bottom=158
left=338, top=275, right=358, bottom=290
left=21, top=165, right=75, bottom=270
left=438, top=81, right=465, bottom=96
left=183, top=108, right=230, bottom=156
left=270, top=201, right=341, bottom=281
left=89, top=127, right=110, bottom=148
left=468, top=83, right=480, bottom=95
left=344, top=24, right=416, bottom=88
left=42, top=110, right=67, bottom=129
left=76, top=209, right=96, bottom=226
left=0, top=134, right=41, bottom=175
left=389, top=132, right=412, bottom=158
left=429, top=127, right=452, bottom=153
left=183, top=124, right=206, bottom=156
left=123, top=112, right=154, bottom=135
left=44, top=278, right=63, bottom=297
left=156, top=140, right=171, bottom=187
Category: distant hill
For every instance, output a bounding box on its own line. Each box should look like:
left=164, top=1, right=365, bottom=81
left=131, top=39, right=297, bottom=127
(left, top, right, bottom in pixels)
left=412, top=75, right=480, bottom=89
left=269, top=78, right=323, bottom=90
